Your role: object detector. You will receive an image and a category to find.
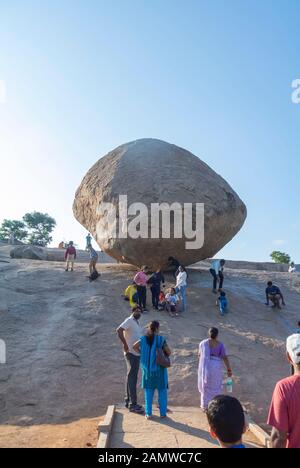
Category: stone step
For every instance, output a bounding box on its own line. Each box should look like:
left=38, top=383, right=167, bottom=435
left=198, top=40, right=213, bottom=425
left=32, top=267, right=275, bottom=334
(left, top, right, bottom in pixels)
left=108, top=405, right=264, bottom=449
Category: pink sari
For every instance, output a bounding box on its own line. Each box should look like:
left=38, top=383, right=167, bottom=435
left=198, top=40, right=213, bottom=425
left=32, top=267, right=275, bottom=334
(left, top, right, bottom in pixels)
left=198, top=339, right=224, bottom=410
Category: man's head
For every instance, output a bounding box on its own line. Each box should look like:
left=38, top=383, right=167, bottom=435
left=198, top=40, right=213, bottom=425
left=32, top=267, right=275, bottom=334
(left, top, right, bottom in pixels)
left=69, top=241, right=73, bottom=246
left=207, top=395, right=246, bottom=447
left=208, top=327, right=219, bottom=340
left=132, top=305, right=142, bottom=320
left=220, top=291, right=226, bottom=297
left=267, top=281, right=273, bottom=287
left=141, top=265, right=148, bottom=273
left=220, top=259, right=226, bottom=267
left=286, top=334, right=300, bottom=370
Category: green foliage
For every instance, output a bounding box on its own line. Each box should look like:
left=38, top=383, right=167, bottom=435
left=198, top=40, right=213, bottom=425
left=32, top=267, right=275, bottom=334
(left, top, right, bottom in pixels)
left=270, top=251, right=291, bottom=264
left=0, top=219, right=28, bottom=241
left=23, top=212, right=56, bottom=247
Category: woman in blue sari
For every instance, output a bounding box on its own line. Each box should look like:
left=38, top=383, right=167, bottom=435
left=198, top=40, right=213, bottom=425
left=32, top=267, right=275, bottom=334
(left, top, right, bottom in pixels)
left=133, top=321, right=171, bottom=419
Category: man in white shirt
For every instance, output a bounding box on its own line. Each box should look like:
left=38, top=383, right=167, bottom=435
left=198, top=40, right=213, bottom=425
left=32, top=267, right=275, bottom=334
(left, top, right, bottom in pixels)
left=117, top=306, right=144, bottom=414
left=175, top=266, right=187, bottom=312
left=210, top=259, right=226, bottom=293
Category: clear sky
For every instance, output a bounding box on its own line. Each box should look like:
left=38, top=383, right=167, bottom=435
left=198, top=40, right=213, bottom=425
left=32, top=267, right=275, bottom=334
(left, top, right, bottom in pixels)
left=0, top=0, right=299, bottom=261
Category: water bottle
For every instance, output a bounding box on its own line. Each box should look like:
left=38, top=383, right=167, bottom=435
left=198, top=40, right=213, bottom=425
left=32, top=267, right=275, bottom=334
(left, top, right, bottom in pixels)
left=226, top=377, right=233, bottom=393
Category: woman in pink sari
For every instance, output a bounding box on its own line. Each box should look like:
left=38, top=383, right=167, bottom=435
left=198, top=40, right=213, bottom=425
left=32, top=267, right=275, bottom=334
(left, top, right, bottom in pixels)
left=198, top=327, right=232, bottom=411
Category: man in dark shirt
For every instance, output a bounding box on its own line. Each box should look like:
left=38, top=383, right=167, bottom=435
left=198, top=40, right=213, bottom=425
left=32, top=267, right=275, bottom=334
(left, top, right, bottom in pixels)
left=148, top=270, right=165, bottom=309
left=265, top=281, right=285, bottom=309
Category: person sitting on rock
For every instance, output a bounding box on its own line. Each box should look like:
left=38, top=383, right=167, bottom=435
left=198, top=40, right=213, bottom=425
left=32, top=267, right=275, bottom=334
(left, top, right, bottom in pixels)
left=165, top=288, right=179, bottom=316
left=65, top=241, right=76, bottom=272
left=265, top=281, right=285, bottom=309
left=123, top=282, right=139, bottom=309
left=217, top=291, right=228, bottom=316
left=289, top=262, right=297, bottom=273
left=158, top=290, right=166, bottom=311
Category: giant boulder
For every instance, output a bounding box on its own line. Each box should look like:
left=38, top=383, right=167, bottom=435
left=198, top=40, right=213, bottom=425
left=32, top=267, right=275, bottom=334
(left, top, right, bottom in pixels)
left=73, top=139, right=247, bottom=269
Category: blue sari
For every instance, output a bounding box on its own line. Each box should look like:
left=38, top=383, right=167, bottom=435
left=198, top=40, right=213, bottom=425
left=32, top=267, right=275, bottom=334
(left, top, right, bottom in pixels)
left=140, top=335, right=168, bottom=390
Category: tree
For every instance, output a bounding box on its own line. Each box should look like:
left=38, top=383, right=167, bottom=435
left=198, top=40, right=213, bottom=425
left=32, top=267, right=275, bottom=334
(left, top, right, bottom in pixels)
left=270, top=251, right=291, bottom=264
left=0, top=219, right=28, bottom=242
left=23, top=212, right=56, bottom=247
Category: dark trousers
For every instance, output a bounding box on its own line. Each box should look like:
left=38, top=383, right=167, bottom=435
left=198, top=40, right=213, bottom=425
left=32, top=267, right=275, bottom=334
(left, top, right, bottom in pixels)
left=151, top=285, right=160, bottom=308
left=137, top=285, right=147, bottom=308
left=125, top=352, right=140, bottom=406
left=210, top=269, right=224, bottom=290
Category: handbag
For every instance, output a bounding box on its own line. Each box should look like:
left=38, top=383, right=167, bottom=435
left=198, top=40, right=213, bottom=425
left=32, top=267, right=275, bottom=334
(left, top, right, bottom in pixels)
left=156, top=341, right=171, bottom=368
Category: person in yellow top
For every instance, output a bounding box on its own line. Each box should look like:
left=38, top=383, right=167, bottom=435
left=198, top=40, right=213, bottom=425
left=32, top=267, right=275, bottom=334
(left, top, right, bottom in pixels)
left=124, top=282, right=139, bottom=309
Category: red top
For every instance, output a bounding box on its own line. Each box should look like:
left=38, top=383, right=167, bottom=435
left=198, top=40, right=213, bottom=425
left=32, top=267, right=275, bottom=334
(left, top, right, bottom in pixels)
left=65, top=246, right=76, bottom=259
left=268, top=375, right=300, bottom=448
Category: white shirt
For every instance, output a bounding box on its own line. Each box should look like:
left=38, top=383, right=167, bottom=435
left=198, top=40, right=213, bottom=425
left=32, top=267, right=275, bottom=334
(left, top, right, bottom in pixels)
left=176, top=271, right=187, bottom=288
left=212, top=259, right=222, bottom=273
left=289, top=265, right=296, bottom=273
left=118, top=315, right=142, bottom=356
left=166, top=293, right=178, bottom=305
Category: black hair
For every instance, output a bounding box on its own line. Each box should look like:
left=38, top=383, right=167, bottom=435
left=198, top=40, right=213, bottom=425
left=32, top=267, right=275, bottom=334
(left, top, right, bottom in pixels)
left=220, top=259, right=226, bottom=264
left=207, top=395, right=245, bottom=444
left=220, top=291, right=226, bottom=297
left=147, top=321, right=160, bottom=345
left=209, top=327, right=219, bottom=340
left=267, top=281, right=273, bottom=286
left=168, top=257, right=174, bottom=261
left=148, top=320, right=160, bottom=334
left=297, top=321, right=300, bottom=328
left=132, top=305, right=141, bottom=313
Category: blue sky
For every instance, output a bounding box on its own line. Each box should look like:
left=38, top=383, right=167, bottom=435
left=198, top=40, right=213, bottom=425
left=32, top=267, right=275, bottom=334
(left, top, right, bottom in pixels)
left=0, top=0, right=299, bottom=261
